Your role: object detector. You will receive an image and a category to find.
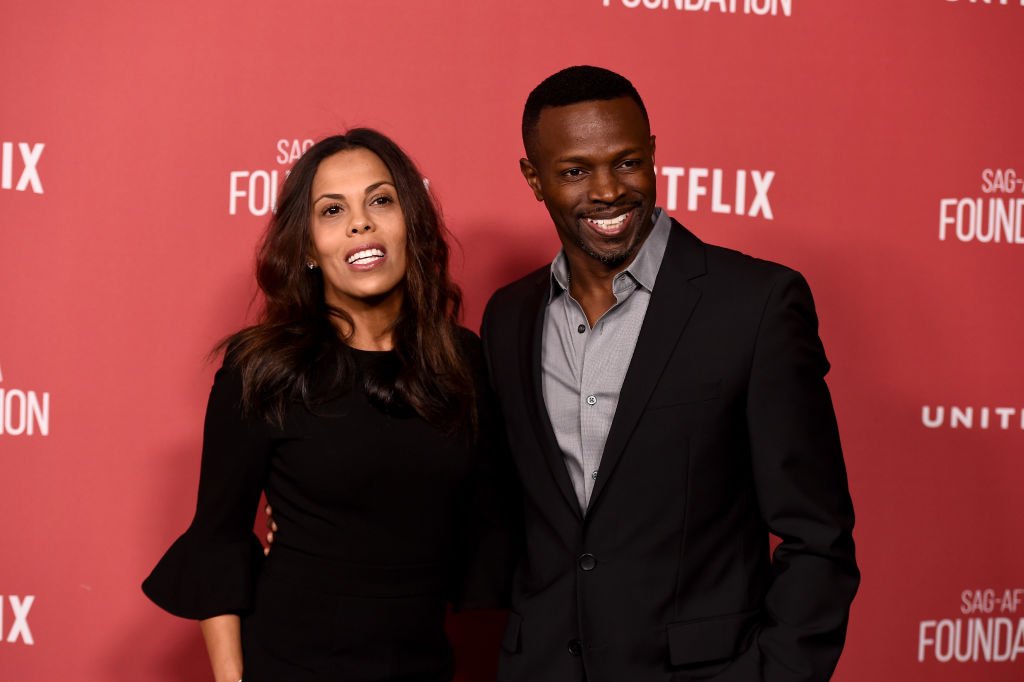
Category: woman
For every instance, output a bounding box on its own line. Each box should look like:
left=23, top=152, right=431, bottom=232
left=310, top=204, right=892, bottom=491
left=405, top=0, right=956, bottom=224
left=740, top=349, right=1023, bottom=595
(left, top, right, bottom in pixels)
left=143, top=130, right=512, bottom=681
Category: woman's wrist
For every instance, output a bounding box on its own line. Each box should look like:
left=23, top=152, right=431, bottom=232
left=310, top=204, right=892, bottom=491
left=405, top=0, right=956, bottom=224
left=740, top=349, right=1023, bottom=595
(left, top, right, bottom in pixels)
left=211, top=663, right=242, bottom=682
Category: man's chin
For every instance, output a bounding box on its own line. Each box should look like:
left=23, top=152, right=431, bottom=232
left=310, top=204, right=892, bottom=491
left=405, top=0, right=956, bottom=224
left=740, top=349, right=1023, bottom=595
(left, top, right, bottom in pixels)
left=579, top=241, right=635, bottom=268
left=575, top=209, right=653, bottom=268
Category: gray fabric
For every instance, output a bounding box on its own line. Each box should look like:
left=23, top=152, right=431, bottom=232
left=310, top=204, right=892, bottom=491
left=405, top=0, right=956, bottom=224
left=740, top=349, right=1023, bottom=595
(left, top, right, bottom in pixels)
left=541, top=208, right=672, bottom=513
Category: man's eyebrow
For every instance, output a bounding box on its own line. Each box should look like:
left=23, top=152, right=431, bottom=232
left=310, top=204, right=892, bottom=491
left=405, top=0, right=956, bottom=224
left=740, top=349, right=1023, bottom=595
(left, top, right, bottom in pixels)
left=554, top=156, right=593, bottom=165
left=312, top=181, right=395, bottom=204
left=554, top=148, right=645, bottom=164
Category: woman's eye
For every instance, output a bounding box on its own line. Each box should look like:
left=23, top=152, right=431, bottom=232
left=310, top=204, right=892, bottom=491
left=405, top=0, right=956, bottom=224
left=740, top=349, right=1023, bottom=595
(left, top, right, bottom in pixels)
left=322, top=205, right=342, bottom=216
left=370, top=195, right=394, bottom=206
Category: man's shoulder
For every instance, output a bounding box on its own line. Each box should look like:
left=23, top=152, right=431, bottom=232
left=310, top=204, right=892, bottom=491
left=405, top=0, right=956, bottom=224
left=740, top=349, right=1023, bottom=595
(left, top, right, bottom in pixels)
left=673, top=221, right=804, bottom=291
left=707, top=242, right=798, bottom=281
left=483, top=263, right=549, bottom=318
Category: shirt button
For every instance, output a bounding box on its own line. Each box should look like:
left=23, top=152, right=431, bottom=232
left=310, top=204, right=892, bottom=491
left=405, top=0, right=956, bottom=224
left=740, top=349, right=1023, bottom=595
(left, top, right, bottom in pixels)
left=577, top=324, right=586, bottom=334
left=591, top=470, right=599, bottom=480
left=568, top=639, right=582, bottom=657
left=586, top=395, right=597, bottom=406
left=578, top=553, right=597, bottom=571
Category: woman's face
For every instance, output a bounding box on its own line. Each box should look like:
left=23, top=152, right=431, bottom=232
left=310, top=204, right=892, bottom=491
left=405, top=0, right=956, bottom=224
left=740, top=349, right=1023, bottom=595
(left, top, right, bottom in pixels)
left=308, top=148, right=408, bottom=311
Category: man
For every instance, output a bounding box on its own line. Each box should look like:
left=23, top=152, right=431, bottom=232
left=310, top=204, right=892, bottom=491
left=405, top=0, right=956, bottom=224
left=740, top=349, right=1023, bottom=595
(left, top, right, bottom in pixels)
left=479, top=65, right=859, bottom=682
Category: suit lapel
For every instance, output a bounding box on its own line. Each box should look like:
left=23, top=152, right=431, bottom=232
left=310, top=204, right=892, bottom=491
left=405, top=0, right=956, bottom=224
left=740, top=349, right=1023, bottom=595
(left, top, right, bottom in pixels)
left=519, top=273, right=585, bottom=521
left=587, top=221, right=706, bottom=512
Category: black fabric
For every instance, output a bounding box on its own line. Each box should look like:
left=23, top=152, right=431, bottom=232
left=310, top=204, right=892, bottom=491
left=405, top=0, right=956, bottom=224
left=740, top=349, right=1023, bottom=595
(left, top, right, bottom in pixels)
left=143, top=330, right=513, bottom=681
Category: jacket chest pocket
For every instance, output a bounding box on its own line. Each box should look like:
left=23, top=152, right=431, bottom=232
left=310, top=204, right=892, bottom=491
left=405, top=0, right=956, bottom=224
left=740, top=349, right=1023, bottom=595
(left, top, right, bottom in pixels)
left=647, top=379, right=722, bottom=410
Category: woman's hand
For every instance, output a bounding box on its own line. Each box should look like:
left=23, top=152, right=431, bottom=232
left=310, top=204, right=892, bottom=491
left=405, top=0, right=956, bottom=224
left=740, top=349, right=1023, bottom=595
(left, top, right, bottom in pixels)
left=264, top=504, right=278, bottom=555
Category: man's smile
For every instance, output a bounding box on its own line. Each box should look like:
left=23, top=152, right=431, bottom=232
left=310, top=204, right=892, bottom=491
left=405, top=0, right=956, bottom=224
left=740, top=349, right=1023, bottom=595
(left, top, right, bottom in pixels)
left=581, top=208, right=635, bottom=237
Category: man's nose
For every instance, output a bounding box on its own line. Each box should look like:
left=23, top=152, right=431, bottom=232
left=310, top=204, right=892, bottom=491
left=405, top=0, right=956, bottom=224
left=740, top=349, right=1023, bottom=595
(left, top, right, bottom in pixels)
left=588, top=169, right=626, bottom=204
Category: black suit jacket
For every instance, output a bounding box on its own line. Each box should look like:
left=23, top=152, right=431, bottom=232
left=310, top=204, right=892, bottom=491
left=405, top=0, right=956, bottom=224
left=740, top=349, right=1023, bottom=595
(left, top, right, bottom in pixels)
left=480, top=219, right=859, bottom=682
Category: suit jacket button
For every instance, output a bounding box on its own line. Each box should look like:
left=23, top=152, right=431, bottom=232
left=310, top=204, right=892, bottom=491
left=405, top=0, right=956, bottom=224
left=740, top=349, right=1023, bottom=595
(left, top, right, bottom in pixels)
left=568, top=639, right=582, bottom=656
left=578, top=553, right=596, bottom=571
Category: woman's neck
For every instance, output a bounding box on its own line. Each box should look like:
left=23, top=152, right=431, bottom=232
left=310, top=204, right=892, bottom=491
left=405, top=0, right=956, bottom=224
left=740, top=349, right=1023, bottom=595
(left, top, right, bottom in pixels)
left=331, top=294, right=402, bottom=351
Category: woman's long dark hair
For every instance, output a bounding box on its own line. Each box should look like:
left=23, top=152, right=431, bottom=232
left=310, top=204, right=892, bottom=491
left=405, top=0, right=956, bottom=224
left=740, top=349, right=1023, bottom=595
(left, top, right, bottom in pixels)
left=220, top=129, right=474, bottom=432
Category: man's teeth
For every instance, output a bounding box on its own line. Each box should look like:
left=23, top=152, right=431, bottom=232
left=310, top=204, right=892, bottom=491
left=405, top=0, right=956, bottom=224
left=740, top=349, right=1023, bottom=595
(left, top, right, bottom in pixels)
left=347, top=248, right=385, bottom=264
left=588, top=213, right=630, bottom=228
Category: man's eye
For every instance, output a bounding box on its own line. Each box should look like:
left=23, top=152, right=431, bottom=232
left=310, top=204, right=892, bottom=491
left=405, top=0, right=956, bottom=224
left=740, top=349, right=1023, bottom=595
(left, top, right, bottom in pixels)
left=563, top=168, right=585, bottom=178
left=620, top=159, right=641, bottom=169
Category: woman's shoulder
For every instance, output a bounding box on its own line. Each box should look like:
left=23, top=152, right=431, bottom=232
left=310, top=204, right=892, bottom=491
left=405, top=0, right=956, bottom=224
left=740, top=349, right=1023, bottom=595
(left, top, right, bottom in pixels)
left=454, top=325, right=481, bottom=348
left=453, top=325, right=483, bottom=361
left=452, top=326, right=488, bottom=383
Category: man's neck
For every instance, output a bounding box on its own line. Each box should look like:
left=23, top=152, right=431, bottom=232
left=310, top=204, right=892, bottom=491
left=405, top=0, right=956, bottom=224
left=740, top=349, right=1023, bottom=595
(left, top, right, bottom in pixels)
left=565, top=252, right=634, bottom=327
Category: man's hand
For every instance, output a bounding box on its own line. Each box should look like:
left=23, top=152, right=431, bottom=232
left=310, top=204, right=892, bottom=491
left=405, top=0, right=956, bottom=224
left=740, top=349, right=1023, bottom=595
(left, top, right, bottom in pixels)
left=263, top=504, right=277, bottom=556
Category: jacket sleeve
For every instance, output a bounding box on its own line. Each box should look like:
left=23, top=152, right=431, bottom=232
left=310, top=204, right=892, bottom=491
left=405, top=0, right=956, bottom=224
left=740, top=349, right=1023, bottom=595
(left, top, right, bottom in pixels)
left=742, top=270, right=860, bottom=681
left=448, top=327, right=522, bottom=611
left=142, top=363, right=272, bottom=620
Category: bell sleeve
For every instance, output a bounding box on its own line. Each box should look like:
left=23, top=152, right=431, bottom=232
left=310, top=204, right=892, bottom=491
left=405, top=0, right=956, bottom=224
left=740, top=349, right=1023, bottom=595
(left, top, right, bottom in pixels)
left=142, top=363, right=272, bottom=620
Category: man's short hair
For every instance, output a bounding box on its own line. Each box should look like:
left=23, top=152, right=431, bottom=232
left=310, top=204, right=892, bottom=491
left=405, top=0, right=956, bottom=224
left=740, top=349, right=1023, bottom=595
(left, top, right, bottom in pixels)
left=522, top=65, right=648, bottom=158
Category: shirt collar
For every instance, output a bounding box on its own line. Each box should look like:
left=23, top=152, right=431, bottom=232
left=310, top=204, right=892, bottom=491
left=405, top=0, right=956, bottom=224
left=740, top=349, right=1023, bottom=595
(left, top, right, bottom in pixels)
left=548, top=207, right=672, bottom=302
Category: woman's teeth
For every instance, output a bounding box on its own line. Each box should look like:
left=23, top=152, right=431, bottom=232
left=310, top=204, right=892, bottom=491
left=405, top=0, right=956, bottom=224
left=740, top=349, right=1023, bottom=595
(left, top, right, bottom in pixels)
left=347, top=248, right=384, bottom=265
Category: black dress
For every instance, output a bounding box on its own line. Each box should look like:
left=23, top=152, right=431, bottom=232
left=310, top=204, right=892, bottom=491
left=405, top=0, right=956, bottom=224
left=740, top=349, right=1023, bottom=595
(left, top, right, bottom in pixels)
left=143, top=334, right=512, bottom=681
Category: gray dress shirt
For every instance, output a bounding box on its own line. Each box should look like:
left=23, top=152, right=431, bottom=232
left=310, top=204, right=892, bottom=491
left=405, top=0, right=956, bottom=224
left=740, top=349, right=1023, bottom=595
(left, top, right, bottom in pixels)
left=541, top=208, right=672, bottom=513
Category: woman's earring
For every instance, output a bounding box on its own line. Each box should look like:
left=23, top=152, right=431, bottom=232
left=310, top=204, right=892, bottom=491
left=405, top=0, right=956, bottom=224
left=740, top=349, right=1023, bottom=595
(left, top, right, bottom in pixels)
left=306, top=260, right=318, bottom=270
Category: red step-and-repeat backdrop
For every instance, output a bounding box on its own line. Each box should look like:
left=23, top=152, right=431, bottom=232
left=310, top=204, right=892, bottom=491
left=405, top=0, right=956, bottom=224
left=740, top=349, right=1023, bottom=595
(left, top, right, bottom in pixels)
left=2, top=1, right=1022, bottom=680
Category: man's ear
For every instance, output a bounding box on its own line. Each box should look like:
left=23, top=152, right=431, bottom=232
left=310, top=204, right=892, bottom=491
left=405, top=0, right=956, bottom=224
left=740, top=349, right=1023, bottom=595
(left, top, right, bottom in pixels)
left=650, top=134, right=656, bottom=163
left=519, top=158, right=545, bottom=202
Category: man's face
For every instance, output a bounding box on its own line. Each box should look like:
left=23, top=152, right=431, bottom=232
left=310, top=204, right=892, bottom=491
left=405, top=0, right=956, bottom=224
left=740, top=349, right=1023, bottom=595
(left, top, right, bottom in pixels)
left=521, top=97, right=656, bottom=270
